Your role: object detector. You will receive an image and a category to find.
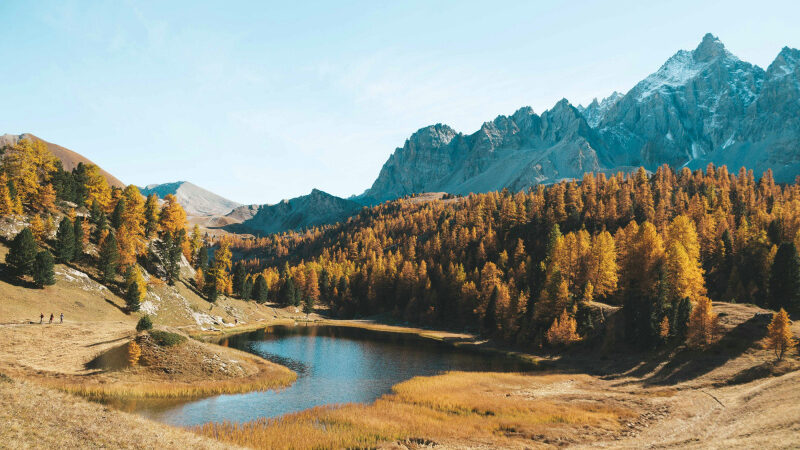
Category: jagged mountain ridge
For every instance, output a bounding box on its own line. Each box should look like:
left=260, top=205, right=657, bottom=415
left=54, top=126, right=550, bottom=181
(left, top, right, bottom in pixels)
left=0, top=133, right=125, bottom=188
left=362, top=34, right=800, bottom=203
left=224, top=188, right=362, bottom=235
left=139, top=181, right=242, bottom=217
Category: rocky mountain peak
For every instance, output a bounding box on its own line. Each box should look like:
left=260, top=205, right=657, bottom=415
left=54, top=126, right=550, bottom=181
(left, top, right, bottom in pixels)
left=694, top=33, right=728, bottom=62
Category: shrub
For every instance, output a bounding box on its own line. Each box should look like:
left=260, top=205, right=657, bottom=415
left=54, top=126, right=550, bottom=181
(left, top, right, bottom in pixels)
left=136, top=315, right=153, bottom=332
left=148, top=330, right=186, bottom=347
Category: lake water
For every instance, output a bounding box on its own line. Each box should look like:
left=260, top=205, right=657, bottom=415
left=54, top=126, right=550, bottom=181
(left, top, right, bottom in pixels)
left=133, top=324, right=535, bottom=426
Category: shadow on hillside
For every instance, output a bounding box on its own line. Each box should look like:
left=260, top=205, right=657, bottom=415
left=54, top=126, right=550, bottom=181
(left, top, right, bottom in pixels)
left=104, top=298, right=130, bottom=315
left=85, top=342, right=130, bottom=371
left=0, top=264, right=38, bottom=289
left=641, top=314, right=771, bottom=386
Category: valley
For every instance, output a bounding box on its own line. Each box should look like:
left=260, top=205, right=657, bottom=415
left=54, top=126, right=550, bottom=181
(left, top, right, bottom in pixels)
left=1, top=29, right=800, bottom=450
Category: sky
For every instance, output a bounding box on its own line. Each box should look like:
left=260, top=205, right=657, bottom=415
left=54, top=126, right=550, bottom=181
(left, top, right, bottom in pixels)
left=1, top=1, right=799, bottom=205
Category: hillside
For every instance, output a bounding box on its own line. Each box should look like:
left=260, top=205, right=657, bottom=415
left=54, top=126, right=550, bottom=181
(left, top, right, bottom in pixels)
left=140, top=181, right=242, bottom=217
left=0, top=133, right=125, bottom=188
left=361, top=34, right=800, bottom=202
left=225, top=189, right=361, bottom=235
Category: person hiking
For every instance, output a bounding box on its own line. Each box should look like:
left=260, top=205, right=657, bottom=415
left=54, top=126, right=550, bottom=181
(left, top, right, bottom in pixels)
left=60, top=313, right=63, bottom=324
left=49, top=313, right=53, bottom=324
left=40, top=313, right=44, bottom=324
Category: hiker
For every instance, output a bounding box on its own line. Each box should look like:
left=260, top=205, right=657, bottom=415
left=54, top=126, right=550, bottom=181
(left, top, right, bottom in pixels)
left=60, top=313, right=63, bottom=324
left=49, top=313, right=53, bottom=324
left=40, top=313, right=44, bottom=324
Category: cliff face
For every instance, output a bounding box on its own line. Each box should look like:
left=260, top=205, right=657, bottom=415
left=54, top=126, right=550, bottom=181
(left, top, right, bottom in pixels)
left=362, top=34, right=800, bottom=203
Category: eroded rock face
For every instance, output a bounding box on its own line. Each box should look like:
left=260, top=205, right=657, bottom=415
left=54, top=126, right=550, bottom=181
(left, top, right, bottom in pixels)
left=362, top=33, right=800, bottom=203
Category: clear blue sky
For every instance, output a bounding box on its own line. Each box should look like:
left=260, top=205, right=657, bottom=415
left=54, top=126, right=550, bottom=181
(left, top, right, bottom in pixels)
left=1, top=1, right=798, bottom=205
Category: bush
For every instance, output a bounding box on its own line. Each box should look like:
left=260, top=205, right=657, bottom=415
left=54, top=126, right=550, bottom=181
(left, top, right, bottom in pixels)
left=148, top=330, right=186, bottom=347
left=136, top=315, right=153, bottom=332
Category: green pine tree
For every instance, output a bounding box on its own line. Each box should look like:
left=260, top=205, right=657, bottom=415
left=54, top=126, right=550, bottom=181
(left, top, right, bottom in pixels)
left=126, top=280, right=141, bottom=312
left=32, top=250, right=55, bottom=287
left=242, top=276, right=254, bottom=300
left=110, top=197, right=125, bottom=229
left=73, top=217, right=85, bottom=261
left=6, top=227, right=38, bottom=276
left=55, top=217, right=75, bottom=263
left=254, top=274, right=268, bottom=303
left=769, top=242, right=800, bottom=312
left=99, top=232, right=119, bottom=282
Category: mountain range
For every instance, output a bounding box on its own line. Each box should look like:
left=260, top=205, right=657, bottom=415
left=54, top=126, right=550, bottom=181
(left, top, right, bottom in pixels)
left=7, top=34, right=800, bottom=235
left=361, top=34, right=800, bottom=202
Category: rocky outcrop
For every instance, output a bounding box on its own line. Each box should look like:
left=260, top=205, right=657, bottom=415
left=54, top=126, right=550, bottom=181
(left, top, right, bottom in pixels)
left=362, top=101, right=605, bottom=203
left=139, top=181, right=241, bottom=217
left=225, top=189, right=361, bottom=235
left=362, top=34, right=800, bottom=202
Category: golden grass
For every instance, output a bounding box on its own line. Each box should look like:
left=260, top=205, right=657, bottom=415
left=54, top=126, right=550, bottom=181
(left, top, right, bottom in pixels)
left=195, top=372, right=637, bottom=449
left=44, top=368, right=297, bottom=402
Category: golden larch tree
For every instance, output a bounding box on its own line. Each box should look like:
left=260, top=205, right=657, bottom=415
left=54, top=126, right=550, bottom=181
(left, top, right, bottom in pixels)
left=0, top=173, right=13, bottom=215
left=83, top=164, right=112, bottom=210
left=159, top=194, right=187, bottom=234
left=546, top=309, right=580, bottom=346
left=765, top=308, right=797, bottom=360
left=127, top=340, right=141, bottom=366
left=687, top=296, right=718, bottom=349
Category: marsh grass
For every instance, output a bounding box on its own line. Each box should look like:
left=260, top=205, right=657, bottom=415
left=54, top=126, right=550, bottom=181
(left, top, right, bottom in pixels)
left=195, top=372, right=636, bottom=449
left=46, top=369, right=296, bottom=401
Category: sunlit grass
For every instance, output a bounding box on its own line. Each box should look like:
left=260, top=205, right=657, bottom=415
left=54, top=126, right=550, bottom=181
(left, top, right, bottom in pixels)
left=195, top=372, right=636, bottom=449
left=42, top=368, right=296, bottom=401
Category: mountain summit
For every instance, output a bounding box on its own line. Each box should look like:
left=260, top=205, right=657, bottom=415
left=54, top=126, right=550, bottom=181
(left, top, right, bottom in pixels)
left=139, top=181, right=241, bottom=216
left=361, top=34, right=800, bottom=203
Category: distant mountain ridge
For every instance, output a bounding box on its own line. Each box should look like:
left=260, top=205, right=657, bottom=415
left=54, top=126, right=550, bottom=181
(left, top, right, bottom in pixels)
left=224, top=189, right=361, bottom=235
left=361, top=34, right=800, bottom=203
left=139, top=181, right=241, bottom=217
left=0, top=133, right=125, bottom=188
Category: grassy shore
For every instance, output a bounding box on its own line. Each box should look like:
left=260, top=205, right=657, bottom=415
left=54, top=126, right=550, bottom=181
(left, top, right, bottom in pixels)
left=195, top=372, right=637, bottom=449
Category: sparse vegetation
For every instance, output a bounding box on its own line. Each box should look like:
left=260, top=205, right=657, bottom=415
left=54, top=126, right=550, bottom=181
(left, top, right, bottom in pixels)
left=136, top=315, right=153, bottom=331
left=147, top=329, right=187, bottom=347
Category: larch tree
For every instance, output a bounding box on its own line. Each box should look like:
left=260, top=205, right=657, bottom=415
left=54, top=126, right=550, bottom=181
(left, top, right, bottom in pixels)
left=588, top=230, right=618, bottom=299
left=0, top=172, right=14, bottom=215
left=30, top=215, right=46, bottom=244
left=3, top=138, right=56, bottom=206
left=765, top=308, right=797, bottom=360
left=546, top=308, right=580, bottom=346
left=687, top=296, right=717, bottom=349
left=83, top=164, right=112, bottom=211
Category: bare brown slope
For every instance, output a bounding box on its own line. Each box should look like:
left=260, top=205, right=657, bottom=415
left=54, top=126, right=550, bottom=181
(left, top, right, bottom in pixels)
left=1, top=133, right=125, bottom=188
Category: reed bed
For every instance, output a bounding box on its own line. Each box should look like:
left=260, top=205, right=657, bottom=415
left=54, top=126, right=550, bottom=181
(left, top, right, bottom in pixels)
left=194, top=371, right=636, bottom=449
left=46, top=368, right=297, bottom=401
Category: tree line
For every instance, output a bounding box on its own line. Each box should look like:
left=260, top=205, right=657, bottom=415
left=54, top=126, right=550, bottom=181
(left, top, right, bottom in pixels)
left=220, top=165, right=800, bottom=350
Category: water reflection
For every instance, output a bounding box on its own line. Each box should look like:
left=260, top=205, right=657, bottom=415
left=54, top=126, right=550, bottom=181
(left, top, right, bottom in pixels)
left=131, top=324, right=535, bottom=426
